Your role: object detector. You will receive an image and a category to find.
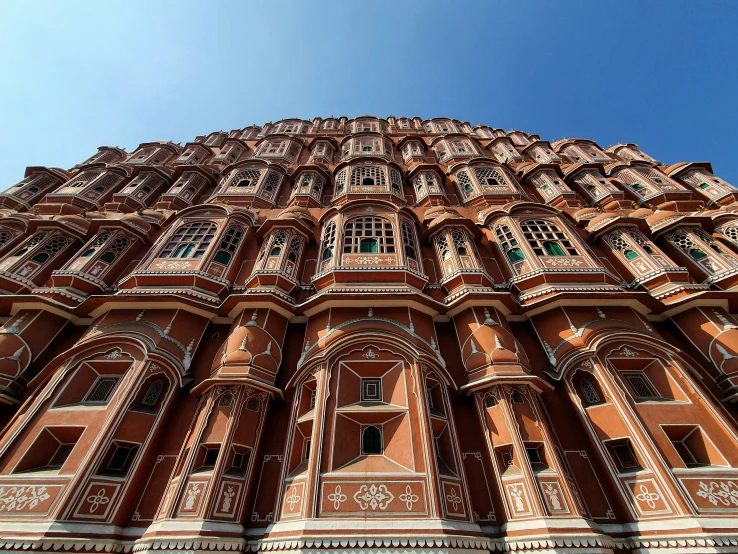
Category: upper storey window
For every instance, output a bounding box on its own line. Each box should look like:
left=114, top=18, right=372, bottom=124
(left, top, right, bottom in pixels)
left=309, top=141, right=334, bottom=163
left=527, top=145, right=560, bottom=164
left=613, top=145, right=656, bottom=163
left=290, top=171, right=325, bottom=206
left=508, top=132, right=531, bottom=146
left=423, top=119, right=463, bottom=134
left=561, top=144, right=610, bottom=164
left=0, top=171, right=64, bottom=209
left=571, top=169, right=622, bottom=203
left=528, top=170, right=571, bottom=203
left=395, top=117, right=412, bottom=130
left=348, top=118, right=388, bottom=134
left=412, top=171, right=446, bottom=204
left=217, top=164, right=284, bottom=207
left=664, top=226, right=738, bottom=280
left=488, top=139, right=523, bottom=163
left=434, top=227, right=483, bottom=279
left=253, top=139, right=301, bottom=164
left=677, top=169, right=735, bottom=201
left=239, top=127, right=261, bottom=140
left=204, top=132, right=227, bottom=147
left=272, top=121, right=309, bottom=134
left=251, top=228, right=305, bottom=284
left=321, top=118, right=339, bottom=130
left=333, top=163, right=403, bottom=202
left=628, top=166, right=681, bottom=191
left=341, top=136, right=394, bottom=161
left=214, top=142, right=245, bottom=165
left=80, top=148, right=126, bottom=166
left=603, top=228, right=678, bottom=278
left=453, top=164, right=522, bottom=205
left=401, top=140, right=424, bottom=163
left=159, top=222, right=216, bottom=259
left=124, top=145, right=176, bottom=166
left=433, top=138, right=480, bottom=163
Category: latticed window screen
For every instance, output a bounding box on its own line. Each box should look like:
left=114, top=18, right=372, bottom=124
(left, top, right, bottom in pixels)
left=160, top=222, right=216, bottom=259
left=474, top=168, right=508, bottom=187
left=48, top=443, right=75, bottom=468
left=361, top=378, right=382, bottom=401
left=455, top=170, right=475, bottom=197
left=321, top=221, right=336, bottom=262
left=66, top=170, right=103, bottom=188
left=261, top=172, right=282, bottom=199
left=343, top=217, right=395, bottom=254
left=141, top=380, right=164, bottom=407
left=81, top=233, right=111, bottom=257
left=484, top=394, right=498, bottom=408
left=287, top=236, right=303, bottom=264
left=579, top=378, right=601, bottom=404
left=84, top=377, right=120, bottom=403
left=245, top=396, right=260, bottom=411
left=501, top=451, right=514, bottom=467
left=229, top=169, right=262, bottom=189
left=612, top=443, right=639, bottom=469
left=350, top=166, right=386, bottom=187
left=219, top=394, right=233, bottom=407
left=452, top=229, right=471, bottom=256
left=335, top=169, right=347, bottom=192
left=0, top=231, right=12, bottom=246
left=623, top=373, right=659, bottom=399
left=390, top=169, right=402, bottom=191
left=520, top=220, right=579, bottom=256
left=12, top=232, right=47, bottom=257
left=495, top=224, right=525, bottom=263
left=721, top=226, right=738, bottom=243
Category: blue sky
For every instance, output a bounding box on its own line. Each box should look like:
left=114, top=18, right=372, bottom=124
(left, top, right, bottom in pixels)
left=1, top=1, right=737, bottom=186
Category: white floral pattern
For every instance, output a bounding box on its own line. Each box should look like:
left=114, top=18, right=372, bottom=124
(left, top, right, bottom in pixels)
left=327, top=485, right=347, bottom=510
left=0, top=485, right=51, bottom=512
left=696, top=480, right=738, bottom=507
left=353, top=483, right=394, bottom=510
left=399, top=485, right=419, bottom=510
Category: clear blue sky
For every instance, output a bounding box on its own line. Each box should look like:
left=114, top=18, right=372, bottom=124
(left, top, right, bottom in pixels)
left=1, top=1, right=737, bottom=186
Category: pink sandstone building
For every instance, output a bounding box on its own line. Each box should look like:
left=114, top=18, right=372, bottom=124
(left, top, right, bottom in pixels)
left=0, top=116, right=736, bottom=553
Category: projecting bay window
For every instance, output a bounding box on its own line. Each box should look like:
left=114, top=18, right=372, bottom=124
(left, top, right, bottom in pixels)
left=158, top=222, right=216, bottom=260
left=434, top=227, right=483, bottom=279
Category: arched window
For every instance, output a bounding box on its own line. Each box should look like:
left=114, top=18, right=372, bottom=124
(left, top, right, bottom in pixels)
left=362, top=426, right=382, bottom=455
left=245, top=396, right=260, bottom=411
left=484, top=394, right=497, bottom=408
left=159, top=222, right=216, bottom=259
left=230, top=169, right=262, bottom=189
left=141, top=380, right=164, bottom=407
left=495, top=224, right=525, bottom=264
left=213, top=226, right=243, bottom=265
left=320, top=221, right=337, bottom=268
left=579, top=378, right=601, bottom=405
left=511, top=391, right=524, bottom=404
left=520, top=220, right=579, bottom=257
left=219, top=394, right=234, bottom=407
left=401, top=221, right=418, bottom=260
left=343, top=217, right=395, bottom=254
left=81, top=233, right=111, bottom=258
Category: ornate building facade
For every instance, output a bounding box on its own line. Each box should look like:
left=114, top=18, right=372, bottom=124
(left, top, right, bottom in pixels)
left=0, top=117, right=736, bottom=553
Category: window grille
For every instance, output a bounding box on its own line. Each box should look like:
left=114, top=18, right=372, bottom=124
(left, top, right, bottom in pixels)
left=361, top=378, right=382, bottom=402
left=474, top=167, right=509, bottom=188
left=623, top=373, right=659, bottom=399
left=612, top=442, right=639, bottom=470
left=0, top=231, right=11, bottom=246
left=213, top=226, right=243, bottom=265
left=11, top=232, right=47, bottom=257
left=579, top=378, right=601, bottom=405
left=65, top=170, right=103, bottom=188
left=48, top=443, right=75, bottom=468
left=262, top=172, right=282, bottom=199
left=141, top=380, right=164, bottom=407
left=84, top=377, right=120, bottom=403
left=484, top=394, right=497, bottom=408
left=401, top=221, right=418, bottom=260
left=219, top=394, right=233, bottom=407
left=309, top=389, right=317, bottom=409
left=159, top=222, right=216, bottom=259
left=520, top=220, right=579, bottom=256
left=722, top=226, right=738, bottom=243
left=245, top=396, right=260, bottom=411
left=343, top=217, right=395, bottom=254
left=455, top=170, right=475, bottom=198
left=350, top=166, right=386, bottom=187
left=390, top=169, right=402, bottom=191
left=501, top=451, right=514, bottom=467
left=320, top=221, right=336, bottom=265
left=229, top=169, right=262, bottom=189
